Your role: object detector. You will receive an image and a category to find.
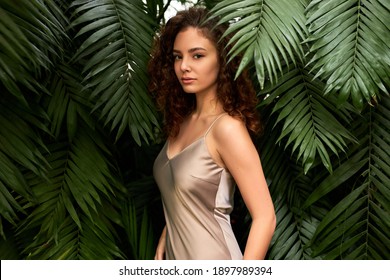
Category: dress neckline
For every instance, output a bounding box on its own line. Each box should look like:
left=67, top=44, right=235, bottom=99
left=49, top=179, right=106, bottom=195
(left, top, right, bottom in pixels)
left=166, top=113, right=227, bottom=160
left=166, top=136, right=203, bottom=161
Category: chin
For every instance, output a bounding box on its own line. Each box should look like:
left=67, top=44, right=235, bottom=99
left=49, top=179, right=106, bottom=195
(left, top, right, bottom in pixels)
left=182, top=89, right=195, bottom=94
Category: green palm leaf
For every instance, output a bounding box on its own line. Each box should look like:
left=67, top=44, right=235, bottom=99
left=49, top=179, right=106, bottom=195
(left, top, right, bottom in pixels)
left=70, top=0, right=159, bottom=145
left=269, top=195, right=324, bottom=260
left=23, top=213, right=124, bottom=260
left=255, top=114, right=323, bottom=259
left=1, top=0, right=388, bottom=263
left=46, top=61, right=95, bottom=140
left=0, top=100, right=49, bottom=236
left=0, top=232, right=21, bottom=259
left=260, top=65, right=355, bottom=173
left=117, top=141, right=162, bottom=260
left=18, top=125, right=125, bottom=259
left=122, top=198, right=155, bottom=260
left=0, top=3, right=67, bottom=237
left=0, top=0, right=67, bottom=101
left=211, top=0, right=308, bottom=88
left=306, top=0, right=390, bottom=110
left=305, top=96, right=390, bottom=259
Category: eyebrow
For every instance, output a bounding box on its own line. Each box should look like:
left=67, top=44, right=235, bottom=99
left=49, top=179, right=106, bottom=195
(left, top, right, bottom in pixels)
left=173, top=47, right=207, bottom=53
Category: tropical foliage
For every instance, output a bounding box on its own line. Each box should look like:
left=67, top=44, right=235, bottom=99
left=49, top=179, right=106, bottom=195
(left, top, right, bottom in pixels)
left=0, top=0, right=389, bottom=260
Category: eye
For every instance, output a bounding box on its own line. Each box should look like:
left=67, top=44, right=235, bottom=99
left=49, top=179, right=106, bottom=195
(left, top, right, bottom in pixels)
left=173, top=54, right=182, bottom=60
left=193, top=54, right=204, bottom=59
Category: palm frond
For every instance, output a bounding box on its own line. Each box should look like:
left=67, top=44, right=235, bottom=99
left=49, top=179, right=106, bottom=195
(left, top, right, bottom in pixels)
left=0, top=0, right=67, bottom=100
left=268, top=194, right=325, bottom=260
left=70, top=0, right=159, bottom=145
left=0, top=7, right=31, bottom=103
left=254, top=114, right=324, bottom=260
left=45, top=61, right=95, bottom=140
left=211, top=0, right=308, bottom=88
left=0, top=101, right=49, bottom=234
left=18, top=125, right=125, bottom=259
left=305, top=96, right=390, bottom=259
left=122, top=198, right=155, bottom=260
left=306, top=0, right=390, bottom=110
left=0, top=230, right=20, bottom=259
left=260, top=65, right=356, bottom=173
left=22, top=213, right=124, bottom=260
left=116, top=139, right=163, bottom=260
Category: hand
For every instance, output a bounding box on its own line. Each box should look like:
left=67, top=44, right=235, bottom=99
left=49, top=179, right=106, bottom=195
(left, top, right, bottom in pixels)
left=154, top=226, right=166, bottom=260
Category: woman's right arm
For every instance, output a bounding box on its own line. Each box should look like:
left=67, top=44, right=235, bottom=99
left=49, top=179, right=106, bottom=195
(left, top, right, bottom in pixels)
left=154, top=226, right=166, bottom=260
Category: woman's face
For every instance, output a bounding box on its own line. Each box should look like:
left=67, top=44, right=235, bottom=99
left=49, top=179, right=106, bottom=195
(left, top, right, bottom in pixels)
left=173, top=27, right=220, bottom=96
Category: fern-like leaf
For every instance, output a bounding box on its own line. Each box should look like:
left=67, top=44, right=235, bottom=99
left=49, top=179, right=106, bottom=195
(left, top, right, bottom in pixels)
left=211, top=0, right=308, bottom=88
left=70, top=0, right=159, bottom=144
left=261, top=65, right=355, bottom=173
left=304, top=96, right=390, bottom=259
left=306, top=0, right=390, bottom=110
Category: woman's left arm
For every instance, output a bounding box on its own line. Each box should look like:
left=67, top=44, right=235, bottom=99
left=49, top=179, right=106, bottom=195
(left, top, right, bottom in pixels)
left=215, top=117, right=276, bottom=260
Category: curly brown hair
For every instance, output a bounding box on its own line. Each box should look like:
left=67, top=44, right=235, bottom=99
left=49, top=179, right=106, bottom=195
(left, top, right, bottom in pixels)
left=148, top=7, right=260, bottom=138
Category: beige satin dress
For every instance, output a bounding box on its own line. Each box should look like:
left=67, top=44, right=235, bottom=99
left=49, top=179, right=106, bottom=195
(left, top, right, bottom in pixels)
left=153, top=114, right=243, bottom=260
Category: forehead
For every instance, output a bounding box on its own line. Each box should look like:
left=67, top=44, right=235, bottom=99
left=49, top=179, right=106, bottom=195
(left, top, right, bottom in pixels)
left=173, top=27, right=215, bottom=50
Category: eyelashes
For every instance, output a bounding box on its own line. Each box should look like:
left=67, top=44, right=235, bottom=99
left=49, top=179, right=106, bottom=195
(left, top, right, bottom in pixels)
left=173, top=54, right=204, bottom=60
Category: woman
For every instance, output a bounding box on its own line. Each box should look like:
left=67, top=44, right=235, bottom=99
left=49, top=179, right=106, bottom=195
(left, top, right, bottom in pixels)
left=148, top=7, right=276, bottom=260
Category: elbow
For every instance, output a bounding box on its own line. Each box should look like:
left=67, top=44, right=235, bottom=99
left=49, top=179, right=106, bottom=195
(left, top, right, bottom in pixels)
left=267, top=202, right=277, bottom=234
left=269, top=211, right=276, bottom=235
left=264, top=209, right=277, bottom=235
left=260, top=209, right=276, bottom=236
left=253, top=209, right=276, bottom=235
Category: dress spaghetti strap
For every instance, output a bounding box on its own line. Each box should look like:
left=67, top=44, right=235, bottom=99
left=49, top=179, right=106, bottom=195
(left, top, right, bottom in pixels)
left=205, top=113, right=228, bottom=136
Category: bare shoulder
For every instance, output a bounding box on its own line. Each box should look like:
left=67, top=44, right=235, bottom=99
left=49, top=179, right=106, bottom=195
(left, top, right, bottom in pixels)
left=207, top=114, right=259, bottom=170
left=212, top=114, right=250, bottom=143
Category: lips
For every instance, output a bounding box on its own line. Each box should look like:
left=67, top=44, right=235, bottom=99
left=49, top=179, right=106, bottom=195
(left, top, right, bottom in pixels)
left=181, top=77, right=195, bottom=84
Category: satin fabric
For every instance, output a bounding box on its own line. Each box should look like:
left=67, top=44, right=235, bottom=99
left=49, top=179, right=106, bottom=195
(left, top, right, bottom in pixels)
left=153, top=114, right=242, bottom=259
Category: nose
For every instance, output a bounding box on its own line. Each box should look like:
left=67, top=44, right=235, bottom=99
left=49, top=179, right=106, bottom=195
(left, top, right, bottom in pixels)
left=180, top=57, right=191, bottom=72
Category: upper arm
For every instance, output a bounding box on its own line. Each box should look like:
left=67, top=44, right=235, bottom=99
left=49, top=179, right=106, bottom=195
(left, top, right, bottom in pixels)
left=212, top=117, right=274, bottom=220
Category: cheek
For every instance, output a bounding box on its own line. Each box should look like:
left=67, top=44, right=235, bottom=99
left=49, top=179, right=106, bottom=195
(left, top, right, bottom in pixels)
left=206, top=60, right=220, bottom=80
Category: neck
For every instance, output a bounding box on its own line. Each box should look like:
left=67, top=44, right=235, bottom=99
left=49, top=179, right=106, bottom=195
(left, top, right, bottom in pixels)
left=193, top=92, right=223, bottom=118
